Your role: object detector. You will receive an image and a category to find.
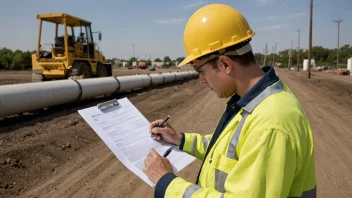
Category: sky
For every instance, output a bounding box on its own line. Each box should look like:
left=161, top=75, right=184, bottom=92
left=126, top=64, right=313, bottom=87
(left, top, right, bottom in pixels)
left=0, top=0, right=351, bottom=60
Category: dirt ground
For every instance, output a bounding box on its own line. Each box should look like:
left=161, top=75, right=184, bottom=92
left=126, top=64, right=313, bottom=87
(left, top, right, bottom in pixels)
left=0, top=68, right=351, bottom=197
left=0, top=67, right=193, bottom=85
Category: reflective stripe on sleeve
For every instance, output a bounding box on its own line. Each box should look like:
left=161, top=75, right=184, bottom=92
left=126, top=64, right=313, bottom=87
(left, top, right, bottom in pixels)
left=182, top=185, right=202, bottom=198
left=191, top=136, right=197, bottom=156
left=202, top=136, right=210, bottom=150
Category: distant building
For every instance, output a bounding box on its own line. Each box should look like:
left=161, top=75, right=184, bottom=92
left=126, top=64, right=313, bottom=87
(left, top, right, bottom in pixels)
left=152, top=62, right=163, bottom=68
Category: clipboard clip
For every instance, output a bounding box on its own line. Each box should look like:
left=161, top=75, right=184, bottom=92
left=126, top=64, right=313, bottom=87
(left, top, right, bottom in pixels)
left=97, top=99, right=119, bottom=111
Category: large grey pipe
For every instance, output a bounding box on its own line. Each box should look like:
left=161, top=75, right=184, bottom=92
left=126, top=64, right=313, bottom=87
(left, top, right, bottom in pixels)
left=0, top=71, right=198, bottom=118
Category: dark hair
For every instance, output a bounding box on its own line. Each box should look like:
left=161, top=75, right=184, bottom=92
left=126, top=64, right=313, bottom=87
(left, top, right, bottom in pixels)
left=225, top=39, right=256, bottom=67
left=229, top=51, right=256, bottom=67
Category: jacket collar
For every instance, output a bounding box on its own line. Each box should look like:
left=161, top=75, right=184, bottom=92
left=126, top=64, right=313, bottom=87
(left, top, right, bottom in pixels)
left=227, top=66, right=279, bottom=107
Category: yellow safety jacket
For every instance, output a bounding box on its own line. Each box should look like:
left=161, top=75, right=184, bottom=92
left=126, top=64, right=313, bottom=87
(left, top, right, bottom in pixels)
left=154, top=67, right=316, bottom=198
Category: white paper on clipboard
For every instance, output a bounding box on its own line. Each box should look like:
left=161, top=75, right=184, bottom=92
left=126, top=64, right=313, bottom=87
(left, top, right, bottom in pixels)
left=78, top=97, right=195, bottom=187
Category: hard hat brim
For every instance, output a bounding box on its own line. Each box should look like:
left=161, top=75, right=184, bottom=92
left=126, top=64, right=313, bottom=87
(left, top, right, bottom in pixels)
left=177, top=55, right=195, bottom=67
left=177, top=42, right=254, bottom=68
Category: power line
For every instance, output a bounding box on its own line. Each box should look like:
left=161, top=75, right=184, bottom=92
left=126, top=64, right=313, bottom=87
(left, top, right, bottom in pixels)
left=340, top=0, right=352, bottom=19
left=316, top=0, right=349, bottom=21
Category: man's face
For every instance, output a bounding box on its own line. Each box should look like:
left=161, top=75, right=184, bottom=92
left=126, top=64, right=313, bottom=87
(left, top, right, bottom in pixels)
left=193, top=56, right=233, bottom=98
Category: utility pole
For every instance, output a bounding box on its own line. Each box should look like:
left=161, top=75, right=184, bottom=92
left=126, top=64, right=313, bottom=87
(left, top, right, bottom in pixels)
left=273, top=42, right=278, bottom=67
left=132, top=44, right=135, bottom=58
left=262, top=48, right=265, bottom=66
left=288, top=41, right=293, bottom=70
left=263, top=43, right=268, bottom=66
left=333, top=19, right=344, bottom=68
left=296, top=29, right=302, bottom=71
left=308, top=0, right=313, bottom=78
left=272, top=46, right=275, bottom=66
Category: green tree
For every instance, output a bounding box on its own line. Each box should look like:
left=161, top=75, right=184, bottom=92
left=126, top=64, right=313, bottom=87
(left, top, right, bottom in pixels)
left=163, top=56, right=172, bottom=67
left=254, top=53, right=264, bottom=65
left=12, top=53, right=25, bottom=70
left=128, top=57, right=138, bottom=66
left=327, top=50, right=337, bottom=66
left=312, top=46, right=329, bottom=64
left=22, top=51, right=32, bottom=70
left=175, top=57, right=185, bottom=64
left=0, top=48, right=14, bottom=69
left=0, top=48, right=33, bottom=70
left=154, top=58, right=162, bottom=62
left=339, top=44, right=352, bottom=67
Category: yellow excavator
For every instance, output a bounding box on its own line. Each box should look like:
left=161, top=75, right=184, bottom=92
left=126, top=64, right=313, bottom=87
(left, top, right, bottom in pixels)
left=32, top=13, right=112, bottom=82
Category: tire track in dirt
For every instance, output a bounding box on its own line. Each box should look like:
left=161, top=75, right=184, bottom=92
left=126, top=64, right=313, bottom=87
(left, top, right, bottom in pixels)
left=277, top=69, right=352, bottom=198
left=4, top=68, right=351, bottom=197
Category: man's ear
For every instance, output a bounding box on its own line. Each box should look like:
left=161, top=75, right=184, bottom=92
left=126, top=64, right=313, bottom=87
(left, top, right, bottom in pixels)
left=219, top=56, right=233, bottom=74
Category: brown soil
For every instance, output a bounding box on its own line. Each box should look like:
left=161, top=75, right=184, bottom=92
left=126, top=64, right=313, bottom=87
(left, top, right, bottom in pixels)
left=0, top=68, right=351, bottom=197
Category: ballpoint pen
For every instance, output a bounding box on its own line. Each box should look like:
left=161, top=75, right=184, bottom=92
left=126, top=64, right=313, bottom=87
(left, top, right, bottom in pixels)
left=163, top=146, right=173, bottom=157
left=150, top=115, right=169, bottom=138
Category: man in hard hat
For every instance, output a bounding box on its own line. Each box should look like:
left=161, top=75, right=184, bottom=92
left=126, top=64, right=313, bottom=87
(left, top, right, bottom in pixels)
left=144, top=4, right=316, bottom=198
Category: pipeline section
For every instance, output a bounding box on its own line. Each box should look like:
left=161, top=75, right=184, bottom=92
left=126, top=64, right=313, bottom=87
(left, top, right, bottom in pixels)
left=0, top=71, right=198, bottom=118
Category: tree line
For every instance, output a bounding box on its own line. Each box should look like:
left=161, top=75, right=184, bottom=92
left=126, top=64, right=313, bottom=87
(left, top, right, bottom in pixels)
left=0, top=48, right=35, bottom=70
left=254, top=45, right=352, bottom=68
left=2, top=45, right=351, bottom=70
left=0, top=47, right=187, bottom=70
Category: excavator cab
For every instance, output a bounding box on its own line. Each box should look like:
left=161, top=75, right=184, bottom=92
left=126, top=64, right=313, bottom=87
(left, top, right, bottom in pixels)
left=32, top=13, right=112, bottom=82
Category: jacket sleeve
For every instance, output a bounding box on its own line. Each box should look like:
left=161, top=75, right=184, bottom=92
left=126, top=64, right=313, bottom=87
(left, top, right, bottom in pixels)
left=156, top=129, right=297, bottom=198
left=179, top=133, right=212, bottom=160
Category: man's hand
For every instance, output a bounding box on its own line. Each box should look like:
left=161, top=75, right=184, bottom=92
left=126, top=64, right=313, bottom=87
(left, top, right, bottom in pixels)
left=143, top=149, right=174, bottom=184
left=150, top=119, right=182, bottom=146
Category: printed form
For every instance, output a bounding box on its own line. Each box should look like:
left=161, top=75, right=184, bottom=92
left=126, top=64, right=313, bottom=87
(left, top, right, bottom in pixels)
left=78, top=97, right=195, bottom=187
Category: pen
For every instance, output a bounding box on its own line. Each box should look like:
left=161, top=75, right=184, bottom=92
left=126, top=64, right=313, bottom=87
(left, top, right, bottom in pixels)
left=150, top=115, right=170, bottom=138
left=163, top=147, right=173, bottom=157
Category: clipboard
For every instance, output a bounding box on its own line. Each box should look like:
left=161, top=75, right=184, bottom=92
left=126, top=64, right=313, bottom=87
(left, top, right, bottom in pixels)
left=95, top=99, right=124, bottom=114
left=78, top=97, right=196, bottom=187
left=97, top=99, right=119, bottom=111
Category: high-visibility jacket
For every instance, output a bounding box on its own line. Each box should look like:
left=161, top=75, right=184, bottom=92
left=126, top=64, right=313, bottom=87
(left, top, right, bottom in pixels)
left=160, top=80, right=316, bottom=197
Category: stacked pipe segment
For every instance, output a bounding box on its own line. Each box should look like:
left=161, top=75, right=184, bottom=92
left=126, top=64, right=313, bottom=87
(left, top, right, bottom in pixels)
left=0, top=71, right=198, bottom=118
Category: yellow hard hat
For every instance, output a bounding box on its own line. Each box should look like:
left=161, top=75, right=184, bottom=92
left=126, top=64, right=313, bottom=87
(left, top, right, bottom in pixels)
left=178, top=4, right=255, bottom=67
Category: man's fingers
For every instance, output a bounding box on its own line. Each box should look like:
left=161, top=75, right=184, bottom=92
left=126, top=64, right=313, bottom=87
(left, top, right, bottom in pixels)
left=142, top=167, right=148, bottom=173
left=151, top=127, right=165, bottom=134
left=149, top=119, right=164, bottom=131
left=149, top=148, right=159, bottom=157
left=151, top=133, right=161, bottom=140
left=150, top=128, right=166, bottom=140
